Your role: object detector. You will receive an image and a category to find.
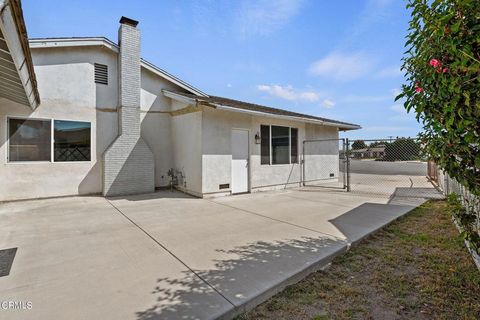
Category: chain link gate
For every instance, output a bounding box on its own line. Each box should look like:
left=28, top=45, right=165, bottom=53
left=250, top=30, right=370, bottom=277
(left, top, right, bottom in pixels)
left=302, top=138, right=349, bottom=190
left=302, top=137, right=442, bottom=199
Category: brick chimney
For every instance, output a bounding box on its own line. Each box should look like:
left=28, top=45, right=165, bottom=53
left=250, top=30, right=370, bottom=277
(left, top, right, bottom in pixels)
left=103, top=16, right=154, bottom=196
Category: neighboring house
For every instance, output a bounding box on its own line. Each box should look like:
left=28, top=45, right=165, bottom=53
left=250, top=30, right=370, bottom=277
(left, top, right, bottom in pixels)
left=0, top=3, right=360, bottom=201
left=352, top=144, right=386, bottom=159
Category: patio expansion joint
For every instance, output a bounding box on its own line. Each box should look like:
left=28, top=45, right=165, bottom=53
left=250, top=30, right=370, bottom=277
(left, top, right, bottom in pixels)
left=105, top=199, right=237, bottom=309
left=207, top=199, right=346, bottom=242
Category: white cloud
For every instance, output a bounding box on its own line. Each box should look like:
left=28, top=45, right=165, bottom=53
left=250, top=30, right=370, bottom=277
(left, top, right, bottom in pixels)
left=363, top=126, right=414, bottom=132
left=308, top=51, right=375, bottom=81
left=227, top=83, right=232, bottom=88
left=390, top=104, right=406, bottom=114
left=390, top=103, right=416, bottom=122
left=237, top=0, right=303, bottom=38
left=321, top=99, right=336, bottom=108
left=391, top=88, right=402, bottom=97
left=339, top=94, right=391, bottom=104
left=257, top=84, right=319, bottom=102
left=376, top=66, right=402, bottom=78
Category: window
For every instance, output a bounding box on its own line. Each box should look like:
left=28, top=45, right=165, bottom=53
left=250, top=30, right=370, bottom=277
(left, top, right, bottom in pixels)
left=7, top=118, right=91, bottom=163
left=54, top=120, right=91, bottom=162
left=260, top=125, right=298, bottom=165
left=272, top=126, right=290, bottom=164
left=8, top=118, right=51, bottom=162
left=94, top=63, right=108, bottom=85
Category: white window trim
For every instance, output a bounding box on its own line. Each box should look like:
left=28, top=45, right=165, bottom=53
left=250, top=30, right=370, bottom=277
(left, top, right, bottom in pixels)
left=5, top=116, right=92, bottom=164
left=261, top=125, right=298, bottom=166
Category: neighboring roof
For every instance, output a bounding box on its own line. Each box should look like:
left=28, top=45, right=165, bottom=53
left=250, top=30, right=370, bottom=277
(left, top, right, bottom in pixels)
left=0, top=0, right=40, bottom=108
left=353, top=146, right=386, bottom=153
left=28, top=37, right=207, bottom=97
left=164, top=90, right=361, bottom=130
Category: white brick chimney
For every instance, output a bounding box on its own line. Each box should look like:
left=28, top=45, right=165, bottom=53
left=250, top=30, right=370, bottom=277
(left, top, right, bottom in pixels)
left=103, top=16, right=154, bottom=196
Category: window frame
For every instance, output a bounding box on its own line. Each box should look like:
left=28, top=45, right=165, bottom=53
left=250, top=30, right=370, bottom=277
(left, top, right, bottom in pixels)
left=6, top=116, right=92, bottom=164
left=260, top=124, right=299, bottom=166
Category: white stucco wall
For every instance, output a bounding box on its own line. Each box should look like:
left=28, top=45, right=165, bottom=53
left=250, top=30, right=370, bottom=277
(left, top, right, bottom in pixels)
left=171, top=104, right=203, bottom=196
left=303, top=123, right=340, bottom=183
left=200, top=107, right=340, bottom=196
left=0, top=47, right=119, bottom=201
left=139, top=67, right=181, bottom=187
left=0, top=45, right=189, bottom=201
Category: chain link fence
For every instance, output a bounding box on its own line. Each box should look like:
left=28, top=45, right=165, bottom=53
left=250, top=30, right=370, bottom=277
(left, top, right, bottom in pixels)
left=346, top=138, right=437, bottom=197
left=428, top=162, right=480, bottom=268
left=303, top=137, right=443, bottom=199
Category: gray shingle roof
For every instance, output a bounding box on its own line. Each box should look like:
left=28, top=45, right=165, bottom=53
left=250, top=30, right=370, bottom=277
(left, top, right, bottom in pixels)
left=170, top=91, right=361, bottom=130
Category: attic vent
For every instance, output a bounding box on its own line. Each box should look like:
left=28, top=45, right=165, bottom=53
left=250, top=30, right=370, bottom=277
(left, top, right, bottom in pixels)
left=94, top=63, right=108, bottom=85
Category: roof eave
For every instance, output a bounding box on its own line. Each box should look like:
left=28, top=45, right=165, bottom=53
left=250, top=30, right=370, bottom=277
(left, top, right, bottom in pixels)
left=29, top=37, right=119, bottom=52
left=163, top=90, right=361, bottom=130
left=0, top=0, right=40, bottom=109
left=214, top=103, right=360, bottom=129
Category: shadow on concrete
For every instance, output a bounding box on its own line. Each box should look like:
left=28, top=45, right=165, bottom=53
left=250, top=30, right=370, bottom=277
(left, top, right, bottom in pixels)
left=388, top=187, right=444, bottom=201
left=135, top=236, right=346, bottom=320
left=328, top=202, right=416, bottom=243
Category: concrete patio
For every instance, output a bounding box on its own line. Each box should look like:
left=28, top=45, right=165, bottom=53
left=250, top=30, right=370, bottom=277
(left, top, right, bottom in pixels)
left=0, top=183, right=442, bottom=320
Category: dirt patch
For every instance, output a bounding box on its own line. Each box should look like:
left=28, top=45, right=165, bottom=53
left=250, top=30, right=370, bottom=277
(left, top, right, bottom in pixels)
left=238, top=201, right=480, bottom=320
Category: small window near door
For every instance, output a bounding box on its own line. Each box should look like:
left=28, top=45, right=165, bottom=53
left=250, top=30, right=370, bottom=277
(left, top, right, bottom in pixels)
left=260, top=125, right=270, bottom=165
left=8, top=118, right=51, bottom=162
left=54, top=120, right=91, bottom=162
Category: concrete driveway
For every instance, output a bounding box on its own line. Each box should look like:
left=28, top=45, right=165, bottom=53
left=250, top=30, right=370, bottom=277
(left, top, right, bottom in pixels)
left=0, top=183, right=442, bottom=320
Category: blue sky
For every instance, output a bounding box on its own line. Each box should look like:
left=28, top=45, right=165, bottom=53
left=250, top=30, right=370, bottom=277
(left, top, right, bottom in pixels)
left=23, top=0, right=421, bottom=139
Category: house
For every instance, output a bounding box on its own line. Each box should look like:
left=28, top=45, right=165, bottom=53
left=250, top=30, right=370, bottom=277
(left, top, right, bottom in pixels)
left=0, top=2, right=360, bottom=201
left=352, top=144, right=386, bottom=159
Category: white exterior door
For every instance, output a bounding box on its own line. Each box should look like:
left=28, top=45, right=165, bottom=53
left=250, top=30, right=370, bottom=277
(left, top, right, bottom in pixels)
left=231, top=129, right=249, bottom=194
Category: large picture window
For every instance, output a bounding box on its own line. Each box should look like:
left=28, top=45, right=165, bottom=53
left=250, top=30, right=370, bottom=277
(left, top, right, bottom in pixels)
left=260, top=125, right=298, bottom=165
left=54, top=120, right=91, bottom=162
left=7, top=118, right=91, bottom=163
left=8, top=118, right=51, bottom=162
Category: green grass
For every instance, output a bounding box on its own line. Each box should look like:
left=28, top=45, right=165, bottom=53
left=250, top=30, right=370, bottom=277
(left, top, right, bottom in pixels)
left=238, top=200, right=480, bottom=320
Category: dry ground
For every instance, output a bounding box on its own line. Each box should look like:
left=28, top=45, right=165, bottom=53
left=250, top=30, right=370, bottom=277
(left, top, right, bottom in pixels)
left=239, top=200, right=480, bottom=320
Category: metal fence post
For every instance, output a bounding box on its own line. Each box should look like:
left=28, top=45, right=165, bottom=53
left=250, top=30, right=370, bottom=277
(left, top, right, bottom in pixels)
left=302, top=140, right=305, bottom=187
left=346, top=138, right=351, bottom=192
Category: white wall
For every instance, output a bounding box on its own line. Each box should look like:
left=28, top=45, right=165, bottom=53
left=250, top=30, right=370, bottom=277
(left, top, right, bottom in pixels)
left=303, top=123, right=340, bottom=183
left=201, top=107, right=340, bottom=195
left=139, top=67, right=181, bottom=187
left=171, top=104, right=203, bottom=196
left=0, top=47, right=119, bottom=201
left=0, top=45, right=188, bottom=201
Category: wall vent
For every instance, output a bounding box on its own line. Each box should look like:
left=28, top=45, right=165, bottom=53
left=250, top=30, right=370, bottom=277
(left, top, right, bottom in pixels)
left=330, top=173, right=335, bottom=177
left=219, top=183, right=230, bottom=190
left=94, top=63, right=108, bottom=85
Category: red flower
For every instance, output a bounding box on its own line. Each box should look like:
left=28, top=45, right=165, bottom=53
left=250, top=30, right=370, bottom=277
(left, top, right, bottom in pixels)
left=429, top=59, right=440, bottom=68
left=415, top=82, right=423, bottom=93
left=442, top=67, right=449, bottom=73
